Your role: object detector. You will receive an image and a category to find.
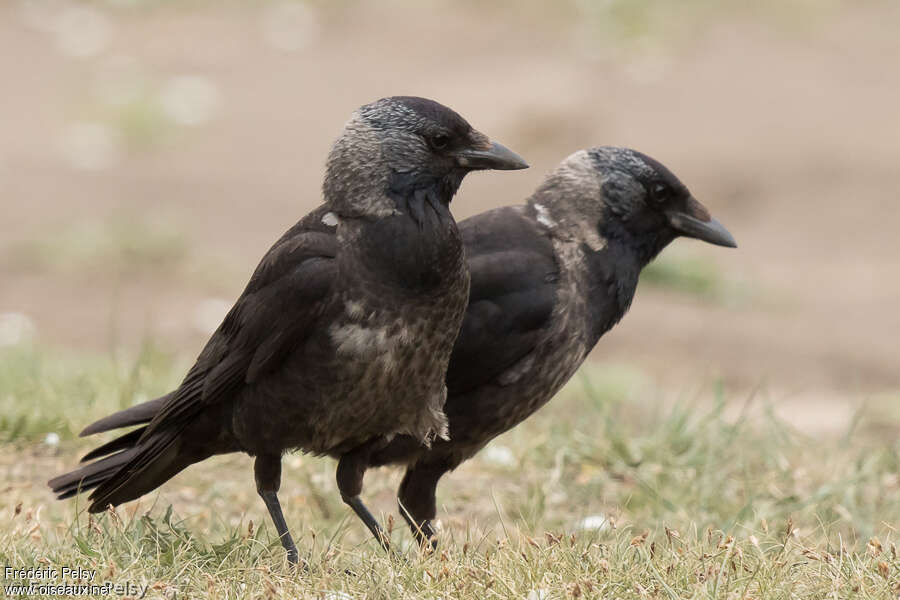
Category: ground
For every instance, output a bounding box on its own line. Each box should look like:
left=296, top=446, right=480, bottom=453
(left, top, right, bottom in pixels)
left=0, top=0, right=898, bottom=597
left=2, top=349, right=899, bottom=597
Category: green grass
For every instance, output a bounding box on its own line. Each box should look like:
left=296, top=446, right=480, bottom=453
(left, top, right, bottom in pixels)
left=0, top=345, right=180, bottom=443
left=2, top=347, right=898, bottom=598
left=639, top=250, right=754, bottom=307
left=2, top=219, right=188, bottom=277
left=641, top=254, right=725, bottom=299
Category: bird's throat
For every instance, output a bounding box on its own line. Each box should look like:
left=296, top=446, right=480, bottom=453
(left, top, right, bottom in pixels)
left=344, top=197, right=464, bottom=296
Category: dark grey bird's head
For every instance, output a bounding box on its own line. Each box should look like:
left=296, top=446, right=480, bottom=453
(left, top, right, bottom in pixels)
left=323, top=96, right=528, bottom=218
left=529, top=146, right=736, bottom=264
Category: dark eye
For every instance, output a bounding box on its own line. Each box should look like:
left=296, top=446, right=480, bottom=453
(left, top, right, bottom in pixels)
left=430, top=134, right=450, bottom=151
left=651, top=183, right=667, bottom=202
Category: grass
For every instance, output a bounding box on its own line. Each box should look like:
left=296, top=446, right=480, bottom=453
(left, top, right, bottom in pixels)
left=641, top=254, right=725, bottom=299
left=639, top=249, right=753, bottom=305
left=2, top=346, right=898, bottom=598
left=2, top=219, right=188, bottom=277
left=0, top=217, right=244, bottom=295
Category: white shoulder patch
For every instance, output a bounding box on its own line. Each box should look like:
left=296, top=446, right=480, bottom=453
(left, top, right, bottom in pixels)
left=534, top=203, right=556, bottom=229
left=321, top=212, right=340, bottom=227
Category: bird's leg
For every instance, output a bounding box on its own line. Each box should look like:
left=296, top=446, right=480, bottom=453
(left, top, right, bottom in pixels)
left=336, top=443, right=392, bottom=553
left=398, top=504, right=437, bottom=552
left=254, top=454, right=300, bottom=565
left=397, top=461, right=450, bottom=551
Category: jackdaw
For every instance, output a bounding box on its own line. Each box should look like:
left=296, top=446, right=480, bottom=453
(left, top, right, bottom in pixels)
left=364, top=146, right=737, bottom=547
left=48, top=96, right=528, bottom=564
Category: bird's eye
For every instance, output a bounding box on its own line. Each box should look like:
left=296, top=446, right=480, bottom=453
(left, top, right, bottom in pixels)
left=430, top=134, right=450, bottom=151
left=651, top=183, right=668, bottom=202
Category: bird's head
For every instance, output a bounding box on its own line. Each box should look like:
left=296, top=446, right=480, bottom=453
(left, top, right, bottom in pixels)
left=529, top=147, right=736, bottom=264
left=324, top=96, right=528, bottom=218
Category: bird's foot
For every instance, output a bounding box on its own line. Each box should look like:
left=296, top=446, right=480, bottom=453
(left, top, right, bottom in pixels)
left=398, top=507, right=439, bottom=553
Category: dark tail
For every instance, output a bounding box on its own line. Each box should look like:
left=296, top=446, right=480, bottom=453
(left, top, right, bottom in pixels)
left=80, top=394, right=170, bottom=437
left=48, top=393, right=201, bottom=513
left=48, top=447, right=141, bottom=500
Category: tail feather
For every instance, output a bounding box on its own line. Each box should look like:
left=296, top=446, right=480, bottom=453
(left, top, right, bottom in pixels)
left=80, top=394, right=169, bottom=437
left=86, top=430, right=192, bottom=512
left=80, top=427, right=145, bottom=463
left=49, top=393, right=199, bottom=513
left=49, top=429, right=197, bottom=513
left=48, top=447, right=140, bottom=500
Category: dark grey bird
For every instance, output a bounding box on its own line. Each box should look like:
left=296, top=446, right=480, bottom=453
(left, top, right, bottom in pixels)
left=48, top=96, right=528, bottom=564
left=360, top=146, right=737, bottom=547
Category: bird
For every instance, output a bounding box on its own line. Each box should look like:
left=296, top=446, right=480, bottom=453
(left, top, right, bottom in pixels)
left=360, top=146, right=738, bottom=548
left=48, top=96, right=529, bottom=564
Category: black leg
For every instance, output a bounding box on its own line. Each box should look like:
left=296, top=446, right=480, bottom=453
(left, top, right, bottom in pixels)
left=345, top=495, right=391, bottom=551
left=336, top=442, right=392, bottom=553
left=254, top=454, right=299, bottom=565
left=397, top=461, right=450, bottom=550
left=398, top=503, right=437, bottom=551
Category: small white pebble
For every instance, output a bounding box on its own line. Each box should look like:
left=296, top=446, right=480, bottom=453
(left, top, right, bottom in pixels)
left=0, top=312, right=36, bottom=347
left=322, top=592, right=352, bottom=600
left=44, top=432, right=60, bottom=447
left=526, top=590, right=548, bottom=600
left=547, top=491, right=568, bottom=505
left=577, top=514, right=610, bottom=531
left=482, top=444, right=516, bottom=467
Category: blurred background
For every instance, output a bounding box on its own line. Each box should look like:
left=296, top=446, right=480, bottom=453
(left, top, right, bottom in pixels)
left=1, top=0, right=898, bottom=433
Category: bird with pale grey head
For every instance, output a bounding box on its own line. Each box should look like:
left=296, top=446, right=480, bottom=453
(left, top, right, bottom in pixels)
left=356, top=146, right=737, bottom=549
left=48, top=96, right=528, bottom=564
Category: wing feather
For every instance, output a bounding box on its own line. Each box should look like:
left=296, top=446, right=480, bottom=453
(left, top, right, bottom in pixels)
left=446, top=207, right=558, bottom=394
left=141, top=207, right=339, bottom=439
